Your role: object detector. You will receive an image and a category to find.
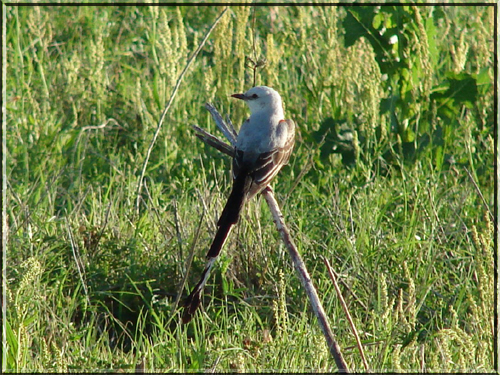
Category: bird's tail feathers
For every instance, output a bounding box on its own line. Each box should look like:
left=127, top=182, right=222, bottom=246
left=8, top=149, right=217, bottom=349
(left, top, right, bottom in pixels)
left=207, top=222, right=234, bottom=259
left=217, top=174, right=251, bottom=227
left=182, top=174, right=251, bottom=323
left=182, top=257, right=216, bottom=324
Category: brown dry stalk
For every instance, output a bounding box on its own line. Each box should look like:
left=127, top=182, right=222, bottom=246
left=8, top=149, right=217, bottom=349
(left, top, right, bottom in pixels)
left=322, top=256, right=369, bottom=372
left=135, top=7, right=229, bottom=215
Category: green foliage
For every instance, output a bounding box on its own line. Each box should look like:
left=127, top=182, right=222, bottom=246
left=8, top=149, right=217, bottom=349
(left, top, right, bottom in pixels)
left=5, top=4, right=494, bottom=372
left=341, top=5, right=493, bottom=172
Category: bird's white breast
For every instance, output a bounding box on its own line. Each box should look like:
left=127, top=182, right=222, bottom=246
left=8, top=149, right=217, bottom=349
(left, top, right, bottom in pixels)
left=236, top=112, right=286, bottom=154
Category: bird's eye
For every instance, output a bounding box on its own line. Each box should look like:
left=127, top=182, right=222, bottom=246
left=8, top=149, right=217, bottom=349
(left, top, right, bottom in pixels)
left=252, top=94, right=258, bottom=99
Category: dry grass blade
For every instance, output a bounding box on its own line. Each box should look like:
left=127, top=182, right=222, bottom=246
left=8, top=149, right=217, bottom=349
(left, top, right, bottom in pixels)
left=322, top=256, right=369, bottom=372
left=135, top=7, right=229, bottom=215
left=168, top=199, right=206, bottom=323
left=464, top=166, right=496, bottom=228
left=65, top=218, right=90, bottom=307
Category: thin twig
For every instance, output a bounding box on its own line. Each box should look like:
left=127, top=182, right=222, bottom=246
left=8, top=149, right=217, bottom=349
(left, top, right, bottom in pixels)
left=322, top=256, right=369, bottom=372
left=251, top=5, right=258, bottom=86
left=168, top=199, right=206, bottom=323
left=80, top=118, right=122, bottom=132
left=285, top=145, right=314, bottom=202
left=172, top=200, right=184, bottom=269
left=135, top=7, right=229, bottom=215
left=66, top=218, right=90, bottom=307
left=93, top=202, right=112, bottom=253
left=464, top=166, right=495, bottom=228
left=143, top=177, right=175, bottom=241
left=193, top=105, right=349, bottom=372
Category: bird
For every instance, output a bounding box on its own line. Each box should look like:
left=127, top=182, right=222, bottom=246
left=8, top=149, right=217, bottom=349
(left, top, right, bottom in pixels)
left=182, top=86, right=295, bottom=323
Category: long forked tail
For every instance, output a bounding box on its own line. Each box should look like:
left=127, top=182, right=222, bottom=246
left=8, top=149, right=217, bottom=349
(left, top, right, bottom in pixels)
left=182, top=256, right=217, bottom=324
left=182, top=174, right=250, bottom=323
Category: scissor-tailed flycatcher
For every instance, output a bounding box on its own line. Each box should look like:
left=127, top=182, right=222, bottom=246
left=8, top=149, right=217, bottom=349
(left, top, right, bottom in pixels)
left=182, top=86, right=295, bottom=323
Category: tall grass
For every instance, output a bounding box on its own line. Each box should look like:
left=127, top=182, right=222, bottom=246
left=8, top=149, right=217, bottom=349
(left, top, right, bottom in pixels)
left=5, top=4, right=494, bottom=372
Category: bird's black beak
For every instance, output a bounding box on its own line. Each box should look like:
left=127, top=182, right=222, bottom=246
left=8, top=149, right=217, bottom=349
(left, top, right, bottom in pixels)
left=231, top=93, right=247, bottom=100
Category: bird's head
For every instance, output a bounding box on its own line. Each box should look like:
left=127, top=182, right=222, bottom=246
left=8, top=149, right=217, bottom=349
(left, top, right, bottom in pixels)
left=231, top=86, right=283, bottom=115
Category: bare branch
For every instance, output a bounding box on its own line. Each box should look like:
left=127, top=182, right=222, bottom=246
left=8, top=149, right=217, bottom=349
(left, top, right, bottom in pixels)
left=262, top=188, right=349, bottom=372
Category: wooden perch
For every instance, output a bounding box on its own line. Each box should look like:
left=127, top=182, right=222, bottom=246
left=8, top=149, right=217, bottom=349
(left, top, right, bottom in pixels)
left=191, top=105, right=349, bottom=372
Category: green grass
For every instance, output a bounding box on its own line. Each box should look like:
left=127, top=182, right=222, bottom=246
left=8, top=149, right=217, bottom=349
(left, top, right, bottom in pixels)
left=4, top=4, right=495, bottom=372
